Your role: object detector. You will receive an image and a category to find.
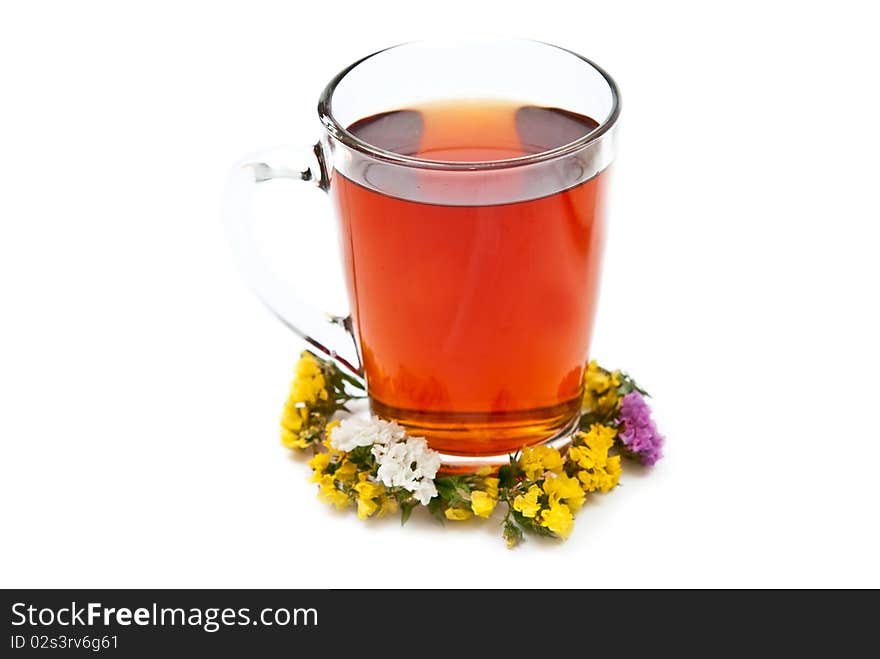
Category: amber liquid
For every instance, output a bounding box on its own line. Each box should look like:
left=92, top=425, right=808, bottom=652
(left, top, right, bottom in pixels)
left=331, top=100, right=606, bottom=456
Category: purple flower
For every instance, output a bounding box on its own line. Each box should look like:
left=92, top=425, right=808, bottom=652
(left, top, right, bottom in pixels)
left=617, top=392, right=664, bottom=466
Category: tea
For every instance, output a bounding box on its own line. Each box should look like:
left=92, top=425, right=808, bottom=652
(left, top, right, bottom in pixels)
left=331, top=100, right=606, bottom=455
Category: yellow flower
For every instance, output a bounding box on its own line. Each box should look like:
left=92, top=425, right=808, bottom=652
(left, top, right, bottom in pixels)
left=322, top=420, right=341, bottom=450
left=607, top=454, right=622, bottom=476
left=519, top=445, right=564, bottom=480
left=483, top=477, right=500, bottom=499
left=280, top=352, right=333, bottom=450
left=353, top=479, right=386, bottom=520
left=570, top=423, right=621, bottom=493
left=577, top=469, right=599, bottom=492
left=281, top=426, right=309, bottom=449
left=354, top=479, right=385, bottom=500
left=445, top=507, right=473, bottom=521
left=583, top=361, right=621, bottom=418
left=316, top=474, right=349, bottom=509
left=577, top=458, right=621, bottom=493
left=378, top=496, right=398, bottom=517
left=513, top=484, right=542, bottom=518
left=470, top=491, right=497, bottom=518
left=281, top=403, right=306, bottom=432
left=585, top=423, right=617, bottom=454
left=596, top=472, right=617, bottom=493
left=542, top=473, right=585, bottom=512
left=596, top=392, right=618, bottom=417
left=476, top=466, right=495, bottom=477
left=540, top=502, right=574, bottom=538
left=585, top=360, right=612, bottom=394
left=573, top=424, right=617, bottom=469
left=290, top=351, right=329, bottom=404
left=356, top=496, right=379, bottom=519
left=518, top=450, right=541, bottom=480
left=540, top=447, right=564, bottom=473
left=567, top=446, right=588, bottom=469
left=599, top=455, right=622, bottom=492
left=308, top=452, right=331, bottom=474
left=333, top=460, right=358, bottom=484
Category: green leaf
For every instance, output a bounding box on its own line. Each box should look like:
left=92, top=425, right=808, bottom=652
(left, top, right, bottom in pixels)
left=512, top=510, right=555, bottom=538
left=400, top=501, right=417, bottom=526
left=347, top=445, right=375, bottom=468
left=616, top=371, right=650, bottom=398
left=453, top=479, right=472, bottom=501
left=434, top=476, right=472, bottom=507
left=434, top=477, right=455, bottom=500
left=427, top=497, right=445, bottom=524
left=498, top=463, right=519, bottom=488
left=338, top=370, right=367, bottom=391
left=503, top=519, right=524, bottom=549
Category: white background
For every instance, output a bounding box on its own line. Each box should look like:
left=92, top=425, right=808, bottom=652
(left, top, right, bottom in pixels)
left=2, top=0, right=878, bottom=588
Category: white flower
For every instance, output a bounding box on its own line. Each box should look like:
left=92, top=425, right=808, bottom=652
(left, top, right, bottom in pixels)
left=329, top=416, right=407, bottom=452
left=374, top=440, right=414, bottom=485
left=412, top=478, right=439, bottom=506
left=373, top=435, right=441, bottom=505
left=329, top=416, right=441, bottom=505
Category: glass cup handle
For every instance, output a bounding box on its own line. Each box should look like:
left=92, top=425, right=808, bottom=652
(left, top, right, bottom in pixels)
left=223, top=143, right=362, bottom=378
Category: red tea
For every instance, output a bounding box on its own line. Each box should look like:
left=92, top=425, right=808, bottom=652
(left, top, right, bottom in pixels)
left=331, top=100, right=606, bottom=455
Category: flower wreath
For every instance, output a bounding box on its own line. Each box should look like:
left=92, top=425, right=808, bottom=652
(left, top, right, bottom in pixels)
left=280, top=351, right=664, bottom=547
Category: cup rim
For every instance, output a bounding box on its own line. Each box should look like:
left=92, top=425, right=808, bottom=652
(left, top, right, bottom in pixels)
left=317, top=39, right=621, bottom=172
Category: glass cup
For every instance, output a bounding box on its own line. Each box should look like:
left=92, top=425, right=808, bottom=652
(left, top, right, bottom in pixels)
left=225, top=40, right=620, bottom=468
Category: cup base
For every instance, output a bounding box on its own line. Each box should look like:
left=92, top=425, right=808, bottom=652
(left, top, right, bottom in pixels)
left=369, top=395, right=582, bottom=459
left=343, top=399, right=579, bottom=474
left=433, top=414, right=579, bottom=474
